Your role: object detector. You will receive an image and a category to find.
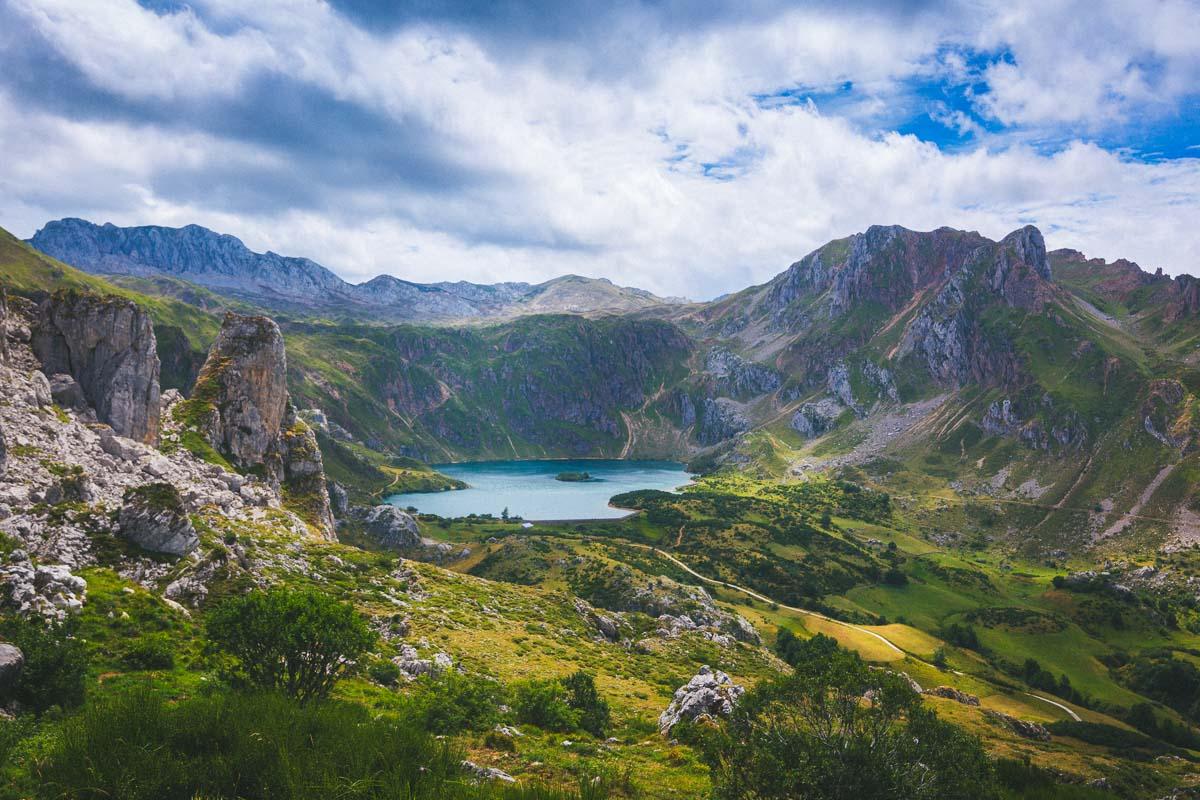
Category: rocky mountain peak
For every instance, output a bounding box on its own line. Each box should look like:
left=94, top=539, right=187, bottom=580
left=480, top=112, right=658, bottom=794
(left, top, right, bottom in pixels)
left=30, top=290, right=161, bottom=444
left=185, top=312, right=333, bottom=536
left=1000, top=225, right=1050, bottom=280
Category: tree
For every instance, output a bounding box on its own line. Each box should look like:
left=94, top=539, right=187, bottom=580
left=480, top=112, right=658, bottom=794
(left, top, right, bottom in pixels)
left=704, top=642, right=997, bottom=800
left=562, top=670, right=611, bottom=737
left=501, top=506, right=510, bottom=522
left=207, top=587, right=374, bottom=703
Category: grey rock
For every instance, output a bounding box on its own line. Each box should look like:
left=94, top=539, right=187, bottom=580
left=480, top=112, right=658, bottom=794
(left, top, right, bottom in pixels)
left=925, top=685, right=980, bottom=706
left=698, top=397, right=749, bottom=445
left=99, top=431, right=153, bottom=462
left=364, top=505, right=422, bottom=549
left=48, top=373, right=88, bottom=410
left=28, top=371, right=51, bottom=408
left=461, top=760, right=516, bottom=784
left=0, top=642, right=23, bottom=697
left=188, top=313, right=334, bottom=537
left=328, top=481, right=348, bottom=518
left=0, top=288, right=8, bottom=364
left=984, top=709, right=1051, bottom=741
left=0, top=420, right=6, bottom=480
left=790, top=397, right=844, bottom=438
left=31, top=290, right=160, bottom=443
left=117, top=483, right=199, bottom=556
left=658, top=666, right=744, bottom=734
left=704, top=347, right=781, bottom=399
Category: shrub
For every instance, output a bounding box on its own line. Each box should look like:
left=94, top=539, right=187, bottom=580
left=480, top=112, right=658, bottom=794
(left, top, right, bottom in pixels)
left=367, top=657, right=403, bottom=687
left=514, top=679, right=580, bottom=732
left=562, top=671, right=611, bottom=737
left=206, top=587, right=374, bottom=703
left=34, top=687, right=591, bottom=800
left=407, top=671, right=506, bottom=735
left=703, top=640, right=997, bottom=800
left=0, top=616, right=89, bottom=715
left=122, top=633, right=176, bottom=671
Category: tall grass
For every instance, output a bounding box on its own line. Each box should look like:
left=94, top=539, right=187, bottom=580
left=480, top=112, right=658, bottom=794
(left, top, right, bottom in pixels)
left=34, top=688, right=595, bottom=800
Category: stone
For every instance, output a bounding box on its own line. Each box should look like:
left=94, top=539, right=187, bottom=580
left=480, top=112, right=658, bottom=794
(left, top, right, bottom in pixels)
left=328, top=481, right=349, bottom=518
left=0, top=420, right=6, bottom=480
left=48, top=373, right=88, bottom=411
left=117, top=483, right=199, bottom=556
left=658, top=665, right=744, bottom=734
left=0, top=642, right=23, bottom=697
left=925, top=685, right=980, bottom=706
left=31, top=290, right=161, bottom=443
left=364, top=505, right=422, bottom=549
left=100, top=431, right=153, bottom=462
left=461, top=760, right=516, bottom=783
left=984, top=709, right=1051, bottom=741
left=28, top=371, right=52, bottom=408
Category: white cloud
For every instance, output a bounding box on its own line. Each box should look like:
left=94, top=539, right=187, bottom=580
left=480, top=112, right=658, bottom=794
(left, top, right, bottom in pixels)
left=0, top=0, right=1197, bottom=299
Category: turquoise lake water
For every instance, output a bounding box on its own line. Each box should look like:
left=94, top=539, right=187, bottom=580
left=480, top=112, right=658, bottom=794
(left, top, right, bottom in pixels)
left=384, top=460, right=692, bottom=520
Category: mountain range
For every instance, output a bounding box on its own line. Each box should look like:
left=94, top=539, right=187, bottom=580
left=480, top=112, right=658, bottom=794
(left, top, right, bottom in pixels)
left=28, top=218, right=682, bottom=322
left=16, top=217, right=1200, bottom=556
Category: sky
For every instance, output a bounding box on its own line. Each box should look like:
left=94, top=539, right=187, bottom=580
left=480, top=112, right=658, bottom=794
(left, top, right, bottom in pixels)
left=1, top=0, right=1198, bottom=299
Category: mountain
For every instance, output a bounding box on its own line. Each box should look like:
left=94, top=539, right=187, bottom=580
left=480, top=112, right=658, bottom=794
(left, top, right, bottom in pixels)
left=28, top=218, right=680, bottom=322
left=8, top=218, right=1200, bottom=797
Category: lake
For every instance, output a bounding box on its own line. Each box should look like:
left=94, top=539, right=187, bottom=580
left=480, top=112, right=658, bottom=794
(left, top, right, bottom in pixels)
left=385, top=459, right=692, bottom=520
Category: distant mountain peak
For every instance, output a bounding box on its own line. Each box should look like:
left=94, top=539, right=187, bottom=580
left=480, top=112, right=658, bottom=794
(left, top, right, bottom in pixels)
left=28, top=218, right=679, bottom=322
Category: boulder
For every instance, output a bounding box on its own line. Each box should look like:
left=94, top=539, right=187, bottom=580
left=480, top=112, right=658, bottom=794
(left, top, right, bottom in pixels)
left=0, top=642, right=22, bottom=697
left=100, top=430, right=153, bottom=462
left=48, top=373, right=88, bottom=411
left=118, top=483, right=199, bottom=556
left=925, top=685, right=980, bottom=706
left=31, top=290, right=160, bottom=443
left=658, top=665, right=744, bottom=734
left=984, top=709, right=1051, bottom=741
left=364, top=505, right=422, bottom=549
left=28, top=370, right=52, bottom=408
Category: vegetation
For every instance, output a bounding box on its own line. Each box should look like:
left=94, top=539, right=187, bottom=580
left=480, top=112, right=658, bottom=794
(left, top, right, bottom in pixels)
left=206, top=587, right=375, bottom=703
left=0, top=617, right=89, bottom=716
left=702, top=635, right=996, bottom=800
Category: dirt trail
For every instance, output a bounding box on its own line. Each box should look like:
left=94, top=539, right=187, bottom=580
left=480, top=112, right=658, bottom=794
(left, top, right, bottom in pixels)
left=1025, top=692, right=1082, bottom=722
left=629, top=543, right=904, bottom=657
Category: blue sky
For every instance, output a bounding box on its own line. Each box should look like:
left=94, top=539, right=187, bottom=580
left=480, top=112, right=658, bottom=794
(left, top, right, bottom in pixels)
left=0, top=0, right=1197, bottom=298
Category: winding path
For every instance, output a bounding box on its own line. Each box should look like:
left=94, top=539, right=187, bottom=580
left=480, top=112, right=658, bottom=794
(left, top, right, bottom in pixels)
left=624, top=542, right=903, bottom=657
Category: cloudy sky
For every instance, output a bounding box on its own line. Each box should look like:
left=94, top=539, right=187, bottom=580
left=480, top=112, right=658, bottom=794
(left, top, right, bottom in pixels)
left=1, top=0, right=1198, bottom=298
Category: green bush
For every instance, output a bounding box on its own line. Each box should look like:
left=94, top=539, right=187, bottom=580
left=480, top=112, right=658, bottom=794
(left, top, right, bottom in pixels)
left=704, top=640, right=997, bottom=800
left=514, top=679, right=580, bottom=732
left=33, top=687, right=592, bottom=800
left=206, top=587, right=374, bottom=703
left=122, top=633, right=176, bottom=671
left=407, top=671, right=507, bottom=734
left=562, top=671, right=611, bottom=737
left=0, top=617, right=89, bottom=715
left=367, top=657, right=403, bottom=687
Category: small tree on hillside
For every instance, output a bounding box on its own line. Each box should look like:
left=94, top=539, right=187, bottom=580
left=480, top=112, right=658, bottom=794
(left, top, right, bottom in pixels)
left=207, top=587, right=374, bottom=703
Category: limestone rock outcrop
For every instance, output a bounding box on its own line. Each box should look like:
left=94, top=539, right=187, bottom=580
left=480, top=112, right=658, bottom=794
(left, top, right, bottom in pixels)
left=117, top=483, right=199, bottom=556
left=362, top=505, right=422, bottom=550
left=658, top=665, right=744, bottom=734
left=0, top=642, right=23, bottom=698
left=31, top=290, right=160, bottom=443
left=184, top=313, right=333, bottom=536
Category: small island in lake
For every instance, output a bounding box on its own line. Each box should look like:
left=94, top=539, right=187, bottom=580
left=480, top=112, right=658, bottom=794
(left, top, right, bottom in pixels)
left=555, top=471, right=595, bottom=482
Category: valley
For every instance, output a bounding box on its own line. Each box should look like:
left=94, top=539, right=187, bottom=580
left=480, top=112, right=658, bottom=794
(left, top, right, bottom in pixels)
left=3, top=218, right=1200, bottom=798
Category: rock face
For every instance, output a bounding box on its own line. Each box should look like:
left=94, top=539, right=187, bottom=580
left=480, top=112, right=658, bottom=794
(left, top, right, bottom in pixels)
left=192, top=313, right=289, bottom=471
left=31, top=290, right=161, bottom=443
left=0, top=420, right=6, bottom=480
left=698, top=397, right=749, bottom=445
left=117, top=483, right=199, bottom=556
left=704, top=347, right=781, bottom=399
left=187, top=313, right=334, bottom=536
left=0, top=287, right=9, bottom=364
left=790, top=398, right=843, bottom=438
left=658, top=665, right=744, bottom=734
left=362, top=505, right=422, bottom=549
